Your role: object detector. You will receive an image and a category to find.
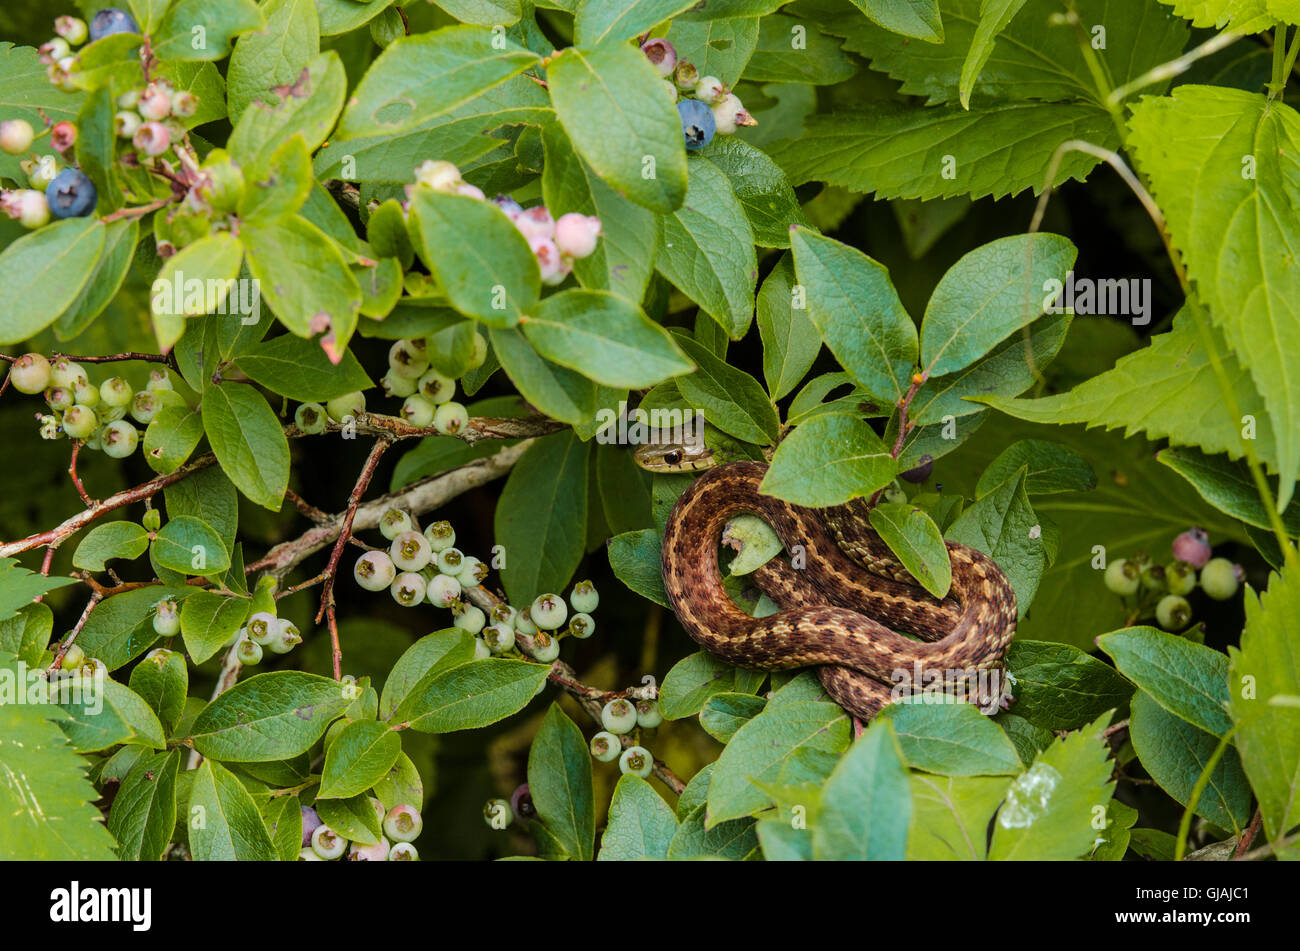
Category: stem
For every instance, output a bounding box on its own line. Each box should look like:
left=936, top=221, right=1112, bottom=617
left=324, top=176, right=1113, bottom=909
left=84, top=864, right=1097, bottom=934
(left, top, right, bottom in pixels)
left=1234, top=808, right=1263, bottom=857
left=1108, top=32, right=1242, bottom=106
left=68, top=441, right=94, bottom=507
left=867, top=375, right=924, bottom=507
left=1175, top=722, right=1239, bottom=860
left=1268, top=25, right=1289, bottom=99
left=1064, top=7, right=1126, bottom=140
left=48, top=592, right=102, bottom=670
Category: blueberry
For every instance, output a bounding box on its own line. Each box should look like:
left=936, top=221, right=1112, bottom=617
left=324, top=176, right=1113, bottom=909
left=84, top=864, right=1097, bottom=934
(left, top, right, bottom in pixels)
left=900, top=454, right=933, bottom=483
left=1103, top=559, right=1140, bottom=596
left=383, top=804, right=423, bottom=843
left=677, top=99, right=715, bottom=151
left=601, top=698, right=637, bottom=734
left=89, top=8, right=139, bottom=42
left=1200, top=558, right=1242, bottom=601
left=45, top=168, right=98, bottom=219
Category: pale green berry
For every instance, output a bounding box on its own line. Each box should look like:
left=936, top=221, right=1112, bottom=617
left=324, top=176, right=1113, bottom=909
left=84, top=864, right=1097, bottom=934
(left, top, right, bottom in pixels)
left=390, top=529, right=433, bottom=571
left=60, top=643, right=85, bottom=670
left=529, top=630, right=560, bottom=662
left=72, top=380, right=99, bottom=407
left=389, top=842, right=419, bottom=860
left=146, top=369, right=173, bottom=393
left=1155, top=594, right=1192, bottom=631
left=423, top=520, right=455, bottom=551
left=401, top=394, right=436, bottom=427
left=1140, top=562, right=1168, bottom=593
left=515, top=608, right=538, bottom=635
left=246, top=610, right=278, bottom=646
left=468, top=332, right=488, bottom=370
left=590, top=730, right=621, bottom=762
left=483, top=622, right=515, bottom=653
left=391, top=572, right=426, bottom=607
left=9, top=354, right=51, bottom=394
left=636, top=699, right=663, bottom=728
left=299, top=847, right=324, bottom=861
left=569, top=580, right=599, bottom=614
left=100, top=376, right=133, bottom=408
left=474, top=637, right=491, bottom=659
left=530, top=593, right=567, bottom=630
left=49, top=358, right=87, bottom=389
left=311, top=825, right=347, bottom=860
left=436, top=547, right=463, bottom=575
left=295, top=402, right=327, bottom=434
left=1104, top=559, right=1140, bottom=596
left=383, top=804, right=422, bottom=843
left=61, top=404, right=98, bottom=440
left=268, top=618, right=301, bottom=654
left=416, top=368, right=455, bottom=404
left=454, top=603, right=486, bottom=634
left=489, top=603, right=515, bottom=627
left=619, top=745, right=654, bottom=778
left=326, top=391, right=366, bottom=422
left=1166, top=560, right=1197, bottom=597
left=426, top=572, right=462, bottom=607
left=1200, top=558, right=1242, bottom=601
left=567, top=612, right=595, bottom=639
left=381, top=369, right=417, bottom=399
left=433, top=401, right=468, bottom=436
left=456, top=555, right=487, bottom=586
left=379, top=507, right=413, bottom=541
left=601, top=698, right=637, bottom=734
left=45, top=386, right=74, bottom=412
left=101, top=420, right=139, bottom=458
left=130, top=390, right=161, bottom=425
left=388, top=339, right=429, bottom=379
left=152, top=598, right=180, bottom=636
left=237, top=638, right=263, bottom=665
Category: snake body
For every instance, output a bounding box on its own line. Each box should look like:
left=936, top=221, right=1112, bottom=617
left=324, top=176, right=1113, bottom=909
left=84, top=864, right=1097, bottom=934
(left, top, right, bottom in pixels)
left=657, top=460, right=1018, bottom=720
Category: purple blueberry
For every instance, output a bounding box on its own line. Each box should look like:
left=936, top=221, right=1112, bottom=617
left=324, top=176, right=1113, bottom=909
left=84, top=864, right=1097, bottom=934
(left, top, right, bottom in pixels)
left=46, top=168, right=97, bottom=218
left=300, top=806, right=321, bottom=848
left=900, top=454, right=934, bottom=483
left=89, top=8, right=139, bottom=42
left=678, top=99, right=715, bottom=151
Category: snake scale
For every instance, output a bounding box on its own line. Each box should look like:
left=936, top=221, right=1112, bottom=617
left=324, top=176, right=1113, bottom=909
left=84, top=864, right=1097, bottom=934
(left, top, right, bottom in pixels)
left=652, top=458, right=1018, bottom=721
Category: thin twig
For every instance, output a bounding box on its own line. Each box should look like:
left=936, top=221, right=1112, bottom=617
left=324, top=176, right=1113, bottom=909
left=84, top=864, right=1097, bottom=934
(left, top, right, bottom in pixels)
left=1234, top=808, right=1263, bottom=858
left=68, top=441, right=94, bottom=507
left=48, top=592, right=102, bottom=670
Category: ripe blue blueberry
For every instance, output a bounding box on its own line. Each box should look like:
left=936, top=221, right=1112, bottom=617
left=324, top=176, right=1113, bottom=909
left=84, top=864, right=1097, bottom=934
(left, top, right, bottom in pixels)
left=678, top=99, right=715, bottom=151
left=89, top=8, right=139, bottom=41
left=46, top=168, right=98, bottom=219
left=300, top=806, right=322, bottom=848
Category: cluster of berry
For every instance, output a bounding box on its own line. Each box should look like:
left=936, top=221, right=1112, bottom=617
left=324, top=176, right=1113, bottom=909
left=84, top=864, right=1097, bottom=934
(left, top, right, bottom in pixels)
left=590, top=696, right=663, bottom=778
left=638, top=38, right=755, bottom=151
left=353, top=509, right=602, bottom=663
left=6, top=353, right=177, bottom=457
left=40, top=9, right=139, bottom=91
left=1102, top=528, right=1243, bottom=632
left=0, top=117, right=97, bottom=226
left=300, top=801, right=421, bottom=861
left=111, top=78, right=197, bottom=160
left=233, top=609, right=303, bottom=667
left=406, top=159, right=604, bottom=285
left=378, top=336, right=475, bottom=433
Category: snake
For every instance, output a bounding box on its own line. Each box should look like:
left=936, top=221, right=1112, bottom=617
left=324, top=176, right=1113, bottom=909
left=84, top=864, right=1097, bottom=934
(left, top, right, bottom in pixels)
left=636, top=439, right=1018, bottom=721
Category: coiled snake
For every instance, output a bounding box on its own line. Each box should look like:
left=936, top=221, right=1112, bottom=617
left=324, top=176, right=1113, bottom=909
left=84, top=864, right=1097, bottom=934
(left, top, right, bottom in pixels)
left=638, top=446, right=1018, bottom=721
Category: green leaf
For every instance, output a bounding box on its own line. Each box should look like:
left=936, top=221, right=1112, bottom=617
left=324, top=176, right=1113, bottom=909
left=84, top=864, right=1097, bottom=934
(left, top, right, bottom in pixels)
left=226, top=0, right=320, bottom=123
left=335, top=25, right=539, bottom=140
left=1004, top=640, right=1134, bottom=732
left=1157, top=446, right=1300, bottom=534
left=1158, top=0, right=1275, bottom=32
left=1098, top=627, right=1232, bottom=738
left=190, top=672, right=351, bottom=761
left=707, top=699, right=850, bottom=826
left=655, top=159, right=757, bottom=336
left=372, top=752, right=424, bottom=810
left=154, top=0, right=265, bottom=61
left=1129, top=690, right=1252, bottom=834
left=700, top=691, right=767, bottom=742
left=319, top=720, right=403, bottom=799
left=908, top=773, right=1012, bottom=860
left=202, top=382, right=289, bottom=511
left=574, top=0, right=697, bottom=43
left=607, top=529, right=670, bottom=608
left=495, top=432, right=590, bottom=605
left=761, top=413, right=895, bottom=506
left=315, top=793, right=382, bottom=845
left=987, top=713, right=1114, bottom=860
left=946, top=468, right=1045, bottom=616
left=659, top=651, right=767, bottom=720
left=107, top=750, right=179, bottom=861
left=0, top=603, right=52, bottom=667
left=769, top=103, right=1114, bottom=201
left=0, top=670, right=117, bottom=859
left=670, top=333, right=775, bottom=443
left=0, top=560, right=76, bottom=623
left=59, top=678, right=167, bottom=753
left=150, top=235, right=245, bottom=353
left=128, top=648, right=189, bottom=737
left=54, top=219, right=138, bottom=338
left=522, top=289, right=692, bottom=388
left=152, top=515, right=231, bottom=576
left=398, top=659, right=550, bottom=733
left=242, top=215, right=362, bottom=356
left=881, top=699, right=1022, bottom=776
left=920, top=234, right=1076, bottom=377
left=143, top=406, right=205, bottom=475
left=700, top=137, right=810, bottom=246
left=548, top=42, right=687, bottom=213
left=851, top=0, right=944, bottom=41
left=976, top=439, right=1096, bottom=497
left=238, top=134, right=313, bottom=223
left=382, top=629, right=477, bottom=721
left=188, top=759, right=278, bottom=860
left=490, top=327, right=598, bottom=426
left=665, top=17, right=760, bottom=85
left=237, top=332, right=373, bottom=402
left=75, top=586, right=196, bottom=671
left=757, top=254, right=820, bottom=399
left=165, top=466, right=240, bottom=557
left=528, top=704, right=595, bottom=861
left=262, top=794, right=304, bottom=862
left=180, top=591, right=251, bottom=665
left=742, top=13, right=857, bottom=84
left=790, top=226, right=917, bottom=403
left=228, top=51, right=344, bottom=168
left=0, top=218, right=104, bottom=346
left=1128, top=86, right=1300, bottom=506
left=813, top=721, right=911, bottom=859
left=408, top=189, right=539, bottom=327
left=868, top=502, right=952, bottom=599
left=72, top=521, right=149, bottom=572
left=959, top=0, right=1029, bottom=107
left=1228, top=564, right=1300, bottom=844
left=597, top=774, right=679, bottom=860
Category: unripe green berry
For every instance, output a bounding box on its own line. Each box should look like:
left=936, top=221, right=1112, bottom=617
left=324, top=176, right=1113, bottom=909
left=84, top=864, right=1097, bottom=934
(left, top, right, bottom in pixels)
left=311, top=825, right=347, bottom=860
left=237, top=637, right=263, bottom=665
left=390, top=529, right=433, bottom=572
left=530, top=593, right=567, bottom=630
left=298, top=847, right=324, bottom=861
left=483, top=798, right=513, bottom=829
left=567, top=612, right=595, bottom=640
left=433, top=400, right=468, bottom=436
left=152, top=599, right=180, bottom=636
left=483, top=622, right=515, bottom=653
left=49, top=358, right=87, bottom=389
left=601, top=698, right=637, bottom=734
left=515, top=608, right=538, bottom=635
left=1103, top=559, right=1140, bottom=596
left=635, top=699, right=663, bottom=729
left=130, top=390, right=161, bottom=425
left=45, top=386, right=74, bottom=412
left=388, top=339, right=429, bottom=378
left=72, top=381, right=99, bottom=408
left=426, top=572, right=462, bottom=608
left=1166, top=560, right=1198, bottom=597
left=423, top=520, right=455, bottom=551
left=590, top=730, right=621, bottom=762
left=295, top=402, right=327, bottom=434
left=381, top=368, right=417, bottom=399
left=326, top=391, right=365, bottom=422
left=383, top=804, right=422, bottom=843
left=389, top=842, right=419, bottom=860
left=453, top=603, right=486, bottom=634
left=246, top=611, right=278, bottom=646
left=1200, top=558, right=1242, bottom=601
left=99, top=376, right=133, bottom=408
left=468, top=331, right=488, bottom=370
left=436, top=547, right=463, bottom=575
left=455, top=555, right=487, bottom=586
left=379, top=507, right=413, bottom=541
left=401, top=393, right=436, bottom=427
left=142, top=507, right=161, bottom=533
left=569, top=580, right=599, bottom=614
left=390, top=572, right=427, bottom=607
left=354, top=549, right=397, bottom=591
left=416, top=368, right=455, bottom=404
left=9, top=354, right=51, bottom=394
left=619, top=745, right=654, bottom=778
left=268, top=618, right=301, bottom=654
left=529, top=629, right=560, bottom=662
left=60, top=643, right=85, bottom=670
left=145, top=369, right=173, bottom=393
left=101, top=420, right=139, bottom=458
left=474, top=637, right=491, bottom=659
left=1155, top=594, right=1192, bottom=631
left=489, top=603, right=516, bottom=626
left=61, top=404, right=98, bottom=440
left=1140, top=562, right=1168, bottom=593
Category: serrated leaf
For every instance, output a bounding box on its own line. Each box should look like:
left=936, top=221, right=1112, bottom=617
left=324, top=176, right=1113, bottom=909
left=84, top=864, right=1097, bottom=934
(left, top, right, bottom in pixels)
left=908, top=773, right=1012, bottom=860
left=959, top=0, right=1029, bottom=107
left=851, top=0, right=944, bottom=41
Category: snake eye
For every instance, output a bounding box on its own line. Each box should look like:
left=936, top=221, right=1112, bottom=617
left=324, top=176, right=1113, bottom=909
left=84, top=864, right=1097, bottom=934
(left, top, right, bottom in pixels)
left=663, top=449, right=683, bottom=465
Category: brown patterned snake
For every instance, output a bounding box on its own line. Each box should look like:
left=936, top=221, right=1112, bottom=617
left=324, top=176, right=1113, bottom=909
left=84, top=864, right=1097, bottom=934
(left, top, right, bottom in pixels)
left=637, top=445, right=1018, bottom=721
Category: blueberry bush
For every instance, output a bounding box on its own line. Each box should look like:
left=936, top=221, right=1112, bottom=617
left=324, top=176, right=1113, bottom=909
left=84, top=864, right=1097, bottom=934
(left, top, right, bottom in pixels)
left=0, top=0, right=1296, bottom=863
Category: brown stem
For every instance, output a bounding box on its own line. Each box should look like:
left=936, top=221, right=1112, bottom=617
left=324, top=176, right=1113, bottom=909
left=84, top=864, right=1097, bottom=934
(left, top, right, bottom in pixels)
left=49, top=592, right=102, bottom=670
left=68, top=441, right=94, bottom=507
left=1234, top=808, right=1263, bottom=858
left=314, top=438, right=392, bottom=629
left=99, top=198, right=170, bottom=224
left=868, top=374, right=926, bottom=507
